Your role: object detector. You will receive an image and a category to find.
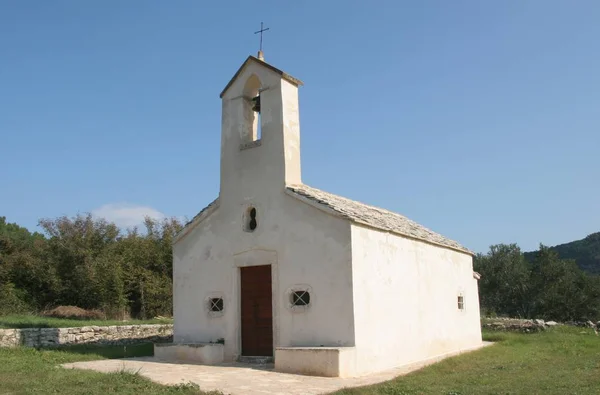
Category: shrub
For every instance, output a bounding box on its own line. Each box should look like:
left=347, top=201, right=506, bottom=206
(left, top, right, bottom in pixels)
left=0, top=283, right=32, bottom=315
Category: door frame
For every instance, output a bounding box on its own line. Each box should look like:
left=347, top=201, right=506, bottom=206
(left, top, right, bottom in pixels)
left=232, top=249, right=279, bottom=360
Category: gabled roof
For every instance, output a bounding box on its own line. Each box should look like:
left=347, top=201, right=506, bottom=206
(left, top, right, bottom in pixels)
left=219, top=55, right=303, bottom=98
left=286, top=184, right=474, bottom=256
left=174, top=184, right=473, bottom=256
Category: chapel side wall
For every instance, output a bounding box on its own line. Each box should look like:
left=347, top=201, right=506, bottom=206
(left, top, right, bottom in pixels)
left=350, top=224, right=482, bottom=375
left=172, top=193, right=355, bottom=361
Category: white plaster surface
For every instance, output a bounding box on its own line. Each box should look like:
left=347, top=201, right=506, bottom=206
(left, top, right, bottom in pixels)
left=62, top=342, right=491, bottom=395
left=350, top=224, right=483, bottom=375
left=173, top=193, right=354, bottom=362
left=275, top=347, right=357, bottom=377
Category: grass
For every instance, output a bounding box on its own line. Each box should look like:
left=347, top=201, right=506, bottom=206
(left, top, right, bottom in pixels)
left=0, top=326, right=598, bottom=394
left=0, top=342, right=218, bottom=395
left=333, top=326, right=600, bottom=395
left=0, top=314, right=173, bottom=329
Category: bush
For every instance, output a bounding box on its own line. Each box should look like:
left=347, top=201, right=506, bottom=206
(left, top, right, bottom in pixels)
left=0, top=283, right=32, bottom=315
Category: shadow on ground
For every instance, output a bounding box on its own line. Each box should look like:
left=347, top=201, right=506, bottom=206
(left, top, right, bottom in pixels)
left=43, top=342, right=156, bottom=359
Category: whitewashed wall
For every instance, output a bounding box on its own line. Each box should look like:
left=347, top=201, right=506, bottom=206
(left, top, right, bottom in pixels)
left=173, top=194, right=354, bottom=361
left=350, top=224, right=482, bottom=375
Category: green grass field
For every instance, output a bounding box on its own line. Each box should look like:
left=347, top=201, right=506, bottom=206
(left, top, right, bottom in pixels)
left=0, top=314, right=172, bottom=329
left=0, top=343, right=216, bottom=395
left=0, top=327, right=598, bottom=395
left=333, top=327, right=600, bottom=395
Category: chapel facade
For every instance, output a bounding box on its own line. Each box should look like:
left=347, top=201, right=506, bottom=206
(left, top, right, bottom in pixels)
left=166, top=54, right=483, bottom=377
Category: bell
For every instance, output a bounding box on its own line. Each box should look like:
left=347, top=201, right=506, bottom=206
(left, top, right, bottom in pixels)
left=251, top=95, right=261, bottom=113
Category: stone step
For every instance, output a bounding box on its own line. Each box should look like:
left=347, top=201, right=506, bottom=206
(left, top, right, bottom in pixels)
left=238, top=355, right=274, bottom=364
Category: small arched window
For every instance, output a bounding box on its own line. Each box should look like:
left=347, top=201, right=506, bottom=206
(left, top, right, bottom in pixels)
left=244, top=207, right=258, bottom=232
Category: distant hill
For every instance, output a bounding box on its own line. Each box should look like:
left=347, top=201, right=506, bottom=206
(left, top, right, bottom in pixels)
left=524, top=232, right=600, bottom=274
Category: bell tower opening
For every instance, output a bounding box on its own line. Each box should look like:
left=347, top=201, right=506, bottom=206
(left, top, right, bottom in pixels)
left=242, top=74, right=262, bottom=145
left=251, top=94, right=262, bottom=141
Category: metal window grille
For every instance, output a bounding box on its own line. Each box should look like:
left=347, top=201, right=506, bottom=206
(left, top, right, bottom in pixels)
left=209, top=298, right=224, bottom=312
left=291, top=290, right=310, bottom=306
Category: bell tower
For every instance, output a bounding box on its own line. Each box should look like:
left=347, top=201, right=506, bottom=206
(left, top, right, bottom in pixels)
left=218, top=55, right=303, bottom=203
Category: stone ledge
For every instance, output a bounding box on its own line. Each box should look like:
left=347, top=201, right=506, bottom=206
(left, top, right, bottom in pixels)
left=275, top=346, right=357, bottom=378
left=238, top=355, right=273, bottom=364
left=154, top=343, right=224, bottom=365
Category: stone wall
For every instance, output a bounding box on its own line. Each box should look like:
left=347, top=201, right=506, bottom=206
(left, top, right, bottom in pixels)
left=0, top=324, right=173, bottom=348
left=482, top=317, right=600, bottom=333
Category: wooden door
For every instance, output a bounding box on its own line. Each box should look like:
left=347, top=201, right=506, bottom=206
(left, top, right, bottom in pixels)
left=240, top=265, right=273, bottom=356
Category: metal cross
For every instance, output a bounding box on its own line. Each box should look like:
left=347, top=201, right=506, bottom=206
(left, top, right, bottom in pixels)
left=254, top=22, right=270, bottom=52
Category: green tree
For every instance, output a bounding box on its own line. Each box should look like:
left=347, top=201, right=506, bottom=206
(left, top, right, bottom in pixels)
left=529, top=244, right=598, bottom=321
left=117, top=217, right=182, bottom=318
left=474, top=243, right=531, bottom=317
left=95, top=249, right=127, bottom=319
left=0, top=216, right=53, bottom=312
left=38, top=214, right=120, bottom=310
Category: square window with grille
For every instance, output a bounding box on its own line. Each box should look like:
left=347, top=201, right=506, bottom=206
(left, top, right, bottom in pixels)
left=291, top=290, right=310, bottom=306
left=457, top=295, right=465, bottom=310
left=209, top=297, right=224, bottom=312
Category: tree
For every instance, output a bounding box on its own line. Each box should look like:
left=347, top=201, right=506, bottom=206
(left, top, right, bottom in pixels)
left=38, top=214, right=121, bottom=309
left=529, top=244, right=599, bottom=321
left=474, top=243, right=531, bottom=317
left=476, top=242, right=600, bottom=322
left=0, top=216, right=53, bottom=312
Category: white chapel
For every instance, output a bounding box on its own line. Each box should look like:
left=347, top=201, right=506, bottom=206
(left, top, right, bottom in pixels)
left=164, top=53, right=483, bottom=377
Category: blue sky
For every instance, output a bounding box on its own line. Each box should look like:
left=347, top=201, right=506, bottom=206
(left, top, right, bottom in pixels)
left=1, top=1, right=599, bottom=253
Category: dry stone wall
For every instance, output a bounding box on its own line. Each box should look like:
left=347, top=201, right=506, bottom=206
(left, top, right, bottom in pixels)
left=0, top=324, right=173, bottom=348
left=482, top=317, right=600, bottom=333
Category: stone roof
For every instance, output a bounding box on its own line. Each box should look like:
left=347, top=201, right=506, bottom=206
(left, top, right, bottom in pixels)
left=286, top=184, right=473, bottom=255
left=186, top=197, right=219, bottom=226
